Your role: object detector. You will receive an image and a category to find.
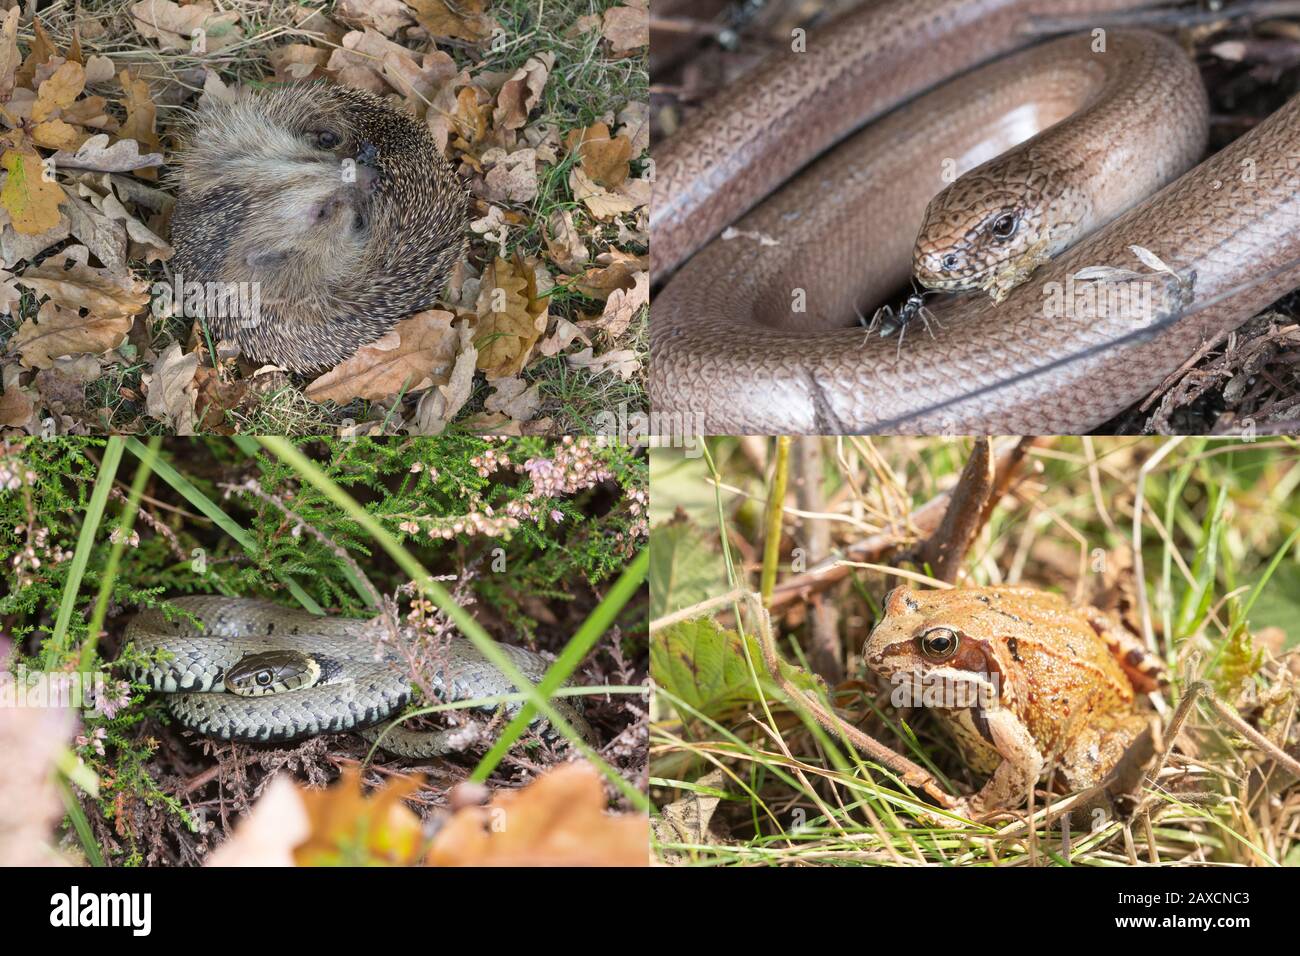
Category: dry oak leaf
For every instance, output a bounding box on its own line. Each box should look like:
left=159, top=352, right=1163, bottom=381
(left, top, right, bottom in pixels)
left=130, top=0, right=243, bottom=53
left=296, top=767, right=426, bottom=866
left=32, top=60, right=85, bottom=123
left=570, top=166, right=646, bottom=220
left=143, top=342, right=200, bottom=434
left=602, top=3, right=649, bottom=53
left=411, top=318, right=477, bottom=433
left=333, top=0, right=415, bottom=35
left=51, top=134, right=163, bottom=174
left=304, top=309, right=463, bottom=403
left=543, top=208, right=588, bottom=274
left=587, top=269, right=648, bottom=340
left=484, top=375, right=541, bottom=422
left=406, top=0, right=494, bottom=42
left=13, top=247, right=150, bottom=319
left=493, top=53, right=553, bottom=131
left=267, top=44, right=331, bottom=83
left=206, top=776, right=310, bottom=867
left=616, top=100, right=650, bottom=156
left=573, top=250, right=647, bottom=299
left=1, top=149, right=64, bottom=235
left=474, top=256, right=548, bottom=379
left=12, top=299, right=132, bottom=371
left=0, top=383, right=34, bottom=428
left=428, top=762, right=649, bottom=866
left=482, top=147, right=538, bottom=203
left=565, top=122, right=632, bottom=188
left=567, top=346, right=640, bottom=380
left=0, top=7, right=20, bottom=103
left=117, top=69, right=161, bottom=182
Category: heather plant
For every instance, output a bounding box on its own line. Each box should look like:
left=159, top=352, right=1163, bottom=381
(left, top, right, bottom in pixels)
left=0, top=436, right=648, bottom=865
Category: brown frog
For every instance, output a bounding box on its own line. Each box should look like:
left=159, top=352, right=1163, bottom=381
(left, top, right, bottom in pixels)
left=864, top=586, right=1167, bottom=814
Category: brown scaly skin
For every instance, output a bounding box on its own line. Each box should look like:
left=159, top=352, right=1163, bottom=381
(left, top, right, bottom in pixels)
left=169, top=83, right=467, bottom=373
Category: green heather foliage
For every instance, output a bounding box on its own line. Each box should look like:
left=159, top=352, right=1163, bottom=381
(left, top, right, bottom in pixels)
left=0, top=436, right=647, bottom=862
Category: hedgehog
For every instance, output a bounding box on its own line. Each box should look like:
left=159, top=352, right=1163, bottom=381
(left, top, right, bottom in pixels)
left=168, top=83, right=467, bottom=373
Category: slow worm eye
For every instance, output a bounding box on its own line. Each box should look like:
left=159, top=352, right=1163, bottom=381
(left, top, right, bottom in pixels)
left=919, top=627, right=960, bottom=660
left=990, top=212, right=1018, bottom=239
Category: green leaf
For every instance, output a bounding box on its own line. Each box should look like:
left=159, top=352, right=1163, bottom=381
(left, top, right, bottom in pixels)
left=651, top=616, right=822, bottom=720
left=649, top=518, right=727, bottom=620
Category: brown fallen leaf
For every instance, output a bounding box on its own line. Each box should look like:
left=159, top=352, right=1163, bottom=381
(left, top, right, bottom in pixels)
left=573, top=250, right=647, bottom=299
left=544, top=208, right=588, bottom=273
left=117, top=69, right=161, bottom=177
left=482, top=147, right=537, bottom=203
left=474, top=256, right=548, bottom=379
left=484, top=375, right=541, bottom=422
left=50, top=133, right=164, bottom=173
left=565, top=122, right=632, bottom=188
left=493, top=52, right=553, bottom=131
left=407, top=0, right=494, bottom=42
left=332, top=0, right=414, bottom=36
left=568, top=346, right=640, bottom=380
left=427, top=762, right=649, bottom=866
left=0, top=149, right=65, bottom=235
left=296, top=767, right=426, bottom=866
left=602, top=2, right=649, bottom=54
left=13, top=247, right=150, bottom=318
left=144, top=341, right=199, bottom=434
left=304, top=309, right=463, bottom=403
left=0, top=382, right=34, bottom=428
left=32, top=60, right=85, bottom=122
left=586, top=269, right=648, bottom=341
left=130, top=0, right=243, bottom=54
left=0, top=8, right=19, bottom=103
left=205, top=776, right=311, bottom=867
left=12, top=300, right=133, bottom=370
left=410, top=318, right=477, bottom=432
left=570, top=166, right=644, bottom=220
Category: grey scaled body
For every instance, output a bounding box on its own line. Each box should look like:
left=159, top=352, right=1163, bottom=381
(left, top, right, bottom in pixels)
left=125, top=596, right=592, bottom=756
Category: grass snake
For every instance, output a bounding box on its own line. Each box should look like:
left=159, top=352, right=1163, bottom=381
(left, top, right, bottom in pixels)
left=125, top=596, right=593, bottom=757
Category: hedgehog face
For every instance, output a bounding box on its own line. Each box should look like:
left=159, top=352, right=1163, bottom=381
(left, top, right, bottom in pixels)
left=170, top=83, right=468, bottom=372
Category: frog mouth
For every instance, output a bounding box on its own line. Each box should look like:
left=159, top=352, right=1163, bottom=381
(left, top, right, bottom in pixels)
left=885, top=666, right=1001, bottom=712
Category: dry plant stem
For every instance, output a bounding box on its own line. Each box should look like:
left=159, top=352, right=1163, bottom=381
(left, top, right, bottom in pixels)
left=1130, top=437, right=1185, bottom=653
left=761, top=437, right=792, bottom=603
left=765, top=438, right=1037, bottom=613
left=795, top=438, right=844, bottom=682
left=909, top=437, right=994, bottom=582
left=741, top=591, right=963, bottom=813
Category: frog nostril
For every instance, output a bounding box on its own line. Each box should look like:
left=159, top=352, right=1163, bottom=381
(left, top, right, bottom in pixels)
left=919, top=627, right=959, bottom=660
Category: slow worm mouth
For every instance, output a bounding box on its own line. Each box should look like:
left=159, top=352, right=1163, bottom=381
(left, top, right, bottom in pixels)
left=913, top=268, right=989, bottom=294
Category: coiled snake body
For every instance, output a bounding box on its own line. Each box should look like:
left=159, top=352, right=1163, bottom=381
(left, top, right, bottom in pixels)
left=650, top=0, right=1300, bottom=433
left=126, top=597, right=592, bottom=757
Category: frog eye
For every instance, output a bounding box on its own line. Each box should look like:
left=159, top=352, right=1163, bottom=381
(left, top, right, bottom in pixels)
left=919, top=627, right=960, bottom=660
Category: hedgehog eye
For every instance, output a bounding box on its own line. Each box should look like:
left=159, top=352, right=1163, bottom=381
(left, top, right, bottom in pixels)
left=990, top=212, right=1018, bottom=240
left=352, top=211, right=367, bottom=232
left=312, top=130, right=341, bottom=149
left=919, top=627, right=959, bottom=661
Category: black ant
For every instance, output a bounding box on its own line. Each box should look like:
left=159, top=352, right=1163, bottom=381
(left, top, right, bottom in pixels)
left=855, top=281, right=944, bottom=359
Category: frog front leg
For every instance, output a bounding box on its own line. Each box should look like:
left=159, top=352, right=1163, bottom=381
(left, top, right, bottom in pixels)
left=968, top=705, right=1045, bottom=813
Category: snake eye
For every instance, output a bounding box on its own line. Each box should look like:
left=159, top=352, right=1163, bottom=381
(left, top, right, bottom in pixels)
left=990, top=212, right=1018, bottom=240
left=919, top=627, right=960, bottom=660
left=255, top=669, right=273, bottom=686
left=312, top=129, right=341, bottom=149
left=941, top=253, right=959, bottom=270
